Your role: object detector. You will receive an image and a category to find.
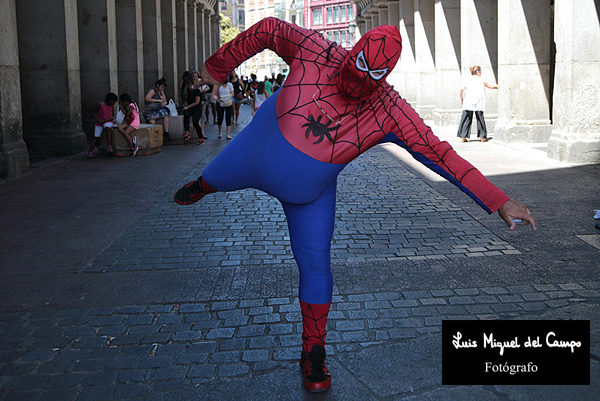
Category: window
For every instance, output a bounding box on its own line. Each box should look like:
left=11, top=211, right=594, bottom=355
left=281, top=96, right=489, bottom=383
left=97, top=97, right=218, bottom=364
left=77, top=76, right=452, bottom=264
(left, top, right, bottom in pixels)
left=334, top=31, right=339, bottom=43
left=327, top=8, right=333, bottom=24
left=327, top=31, right=333, bottom=41
left=347, top=5, right=353, bottom=20
left=334, top=7, right=339, bottom=23
left=341, top=30, right=346, bottom=44
left=312, top=8, right=322, bottom=25
left=341, top=6, right=346, bottom=22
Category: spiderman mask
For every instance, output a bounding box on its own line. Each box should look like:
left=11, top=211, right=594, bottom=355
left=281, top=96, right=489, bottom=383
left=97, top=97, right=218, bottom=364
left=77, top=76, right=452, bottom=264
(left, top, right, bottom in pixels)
left=336, top=25, right=402, bottom=100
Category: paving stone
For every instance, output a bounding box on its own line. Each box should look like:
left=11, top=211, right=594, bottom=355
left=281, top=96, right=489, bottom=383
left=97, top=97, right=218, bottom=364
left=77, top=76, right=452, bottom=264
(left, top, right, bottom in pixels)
left=209, top=351, right=241, bottom=364
left=114, top=382, right=152, bottom=399
left=218, top=363, right=249, bottom=377
left=76, top=385, right=113, bottom=401
left=83, top=370, right=117, bottom=386
left=242, top=349, right=269, bottom=362
left=248, top=336, right=277, bottom=349
left=117, top=369, right=151, bottom=383
left=236, top=325, right=265, bottom=337
left=152, top=366, right=186, bottom=380
left=187, top=364, right=216, bottom=378
left=205, top=328, right=235, bottom=339
left=252, top=314, right=281, bottom=324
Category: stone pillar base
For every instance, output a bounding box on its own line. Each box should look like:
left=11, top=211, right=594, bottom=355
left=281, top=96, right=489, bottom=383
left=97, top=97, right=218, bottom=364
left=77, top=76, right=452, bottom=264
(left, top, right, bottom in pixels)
left=0, top=146, right=30, bottom=178
left=547, top=130, right=600, bottom=163
left=416, top=105, right=435, bottom=121
left=24, top=131, right=87, bottom=157
left=494, top=120, right=553, bottom=143
left=433, top=109, right=462, bottom=127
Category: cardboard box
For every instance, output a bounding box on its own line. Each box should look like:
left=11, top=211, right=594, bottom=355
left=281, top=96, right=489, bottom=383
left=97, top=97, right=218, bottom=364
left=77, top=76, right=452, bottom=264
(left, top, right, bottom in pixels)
left=98, top=124, right=163, bottom=156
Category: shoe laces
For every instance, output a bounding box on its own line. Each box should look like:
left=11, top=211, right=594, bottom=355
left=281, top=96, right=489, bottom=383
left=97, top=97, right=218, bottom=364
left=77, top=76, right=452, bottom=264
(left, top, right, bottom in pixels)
left=307, top=347, right=328, bottom=381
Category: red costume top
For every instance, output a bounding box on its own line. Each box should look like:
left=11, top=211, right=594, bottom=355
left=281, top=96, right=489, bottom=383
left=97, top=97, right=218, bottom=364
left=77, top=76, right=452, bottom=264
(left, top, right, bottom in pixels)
left=204, top=18, right=509, bottom=214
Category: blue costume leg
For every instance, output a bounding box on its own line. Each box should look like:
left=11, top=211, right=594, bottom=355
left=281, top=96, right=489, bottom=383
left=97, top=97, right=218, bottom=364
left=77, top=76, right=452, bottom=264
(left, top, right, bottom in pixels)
left=200, top=90, right=342, bottom=304
left=281, top=180, right=337, bottom=305
left=202, top=90, right=345, bottom=203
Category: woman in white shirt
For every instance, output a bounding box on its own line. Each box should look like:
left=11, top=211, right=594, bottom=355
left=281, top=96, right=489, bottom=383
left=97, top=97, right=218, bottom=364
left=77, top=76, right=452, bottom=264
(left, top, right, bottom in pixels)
left=216, top=79, right=235, bottom=139
left=457, top=65, right=498, bottom=142
left=252, top=81, right=269, bottom=114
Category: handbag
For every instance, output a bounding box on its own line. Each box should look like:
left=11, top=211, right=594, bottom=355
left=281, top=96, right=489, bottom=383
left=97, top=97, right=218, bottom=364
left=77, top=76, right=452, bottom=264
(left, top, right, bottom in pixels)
left=236, top=93, right=244, bottom=100
left=219, top=94, right=233, bottom=107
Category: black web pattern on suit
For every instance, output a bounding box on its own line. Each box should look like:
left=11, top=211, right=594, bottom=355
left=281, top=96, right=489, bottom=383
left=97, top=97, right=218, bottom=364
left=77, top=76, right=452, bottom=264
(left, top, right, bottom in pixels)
left=216, top=18, right=473, bottom=182
left=302, top=304, right=327, bottom=348
left=380, top=86, right=477, bottom=184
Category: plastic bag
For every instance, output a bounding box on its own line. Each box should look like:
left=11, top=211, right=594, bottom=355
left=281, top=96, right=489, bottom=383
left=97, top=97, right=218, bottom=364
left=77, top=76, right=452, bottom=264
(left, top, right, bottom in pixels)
left=166, top=99, right=178, bottom=116
left=116, top=109, right=125, bottom=125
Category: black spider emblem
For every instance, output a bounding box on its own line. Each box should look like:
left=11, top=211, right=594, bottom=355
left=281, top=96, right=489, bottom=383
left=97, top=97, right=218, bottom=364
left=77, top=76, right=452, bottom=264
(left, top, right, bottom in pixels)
left=302, top=115, right=339, bottom=144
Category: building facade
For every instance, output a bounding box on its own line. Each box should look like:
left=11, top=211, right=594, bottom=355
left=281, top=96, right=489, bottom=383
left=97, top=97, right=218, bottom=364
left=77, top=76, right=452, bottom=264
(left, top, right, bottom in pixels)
left=351, top=0, right=600, bottom=163
left=308, top=0, right=357, bottom=48
left=0, top=0, right=221, bottom=178
left=220, top=0, right=245, bottom=29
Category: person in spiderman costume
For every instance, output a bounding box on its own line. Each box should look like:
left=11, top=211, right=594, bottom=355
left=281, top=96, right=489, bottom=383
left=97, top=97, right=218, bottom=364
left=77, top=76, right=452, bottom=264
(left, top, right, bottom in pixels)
left=174, top=17, right=536, bottom=392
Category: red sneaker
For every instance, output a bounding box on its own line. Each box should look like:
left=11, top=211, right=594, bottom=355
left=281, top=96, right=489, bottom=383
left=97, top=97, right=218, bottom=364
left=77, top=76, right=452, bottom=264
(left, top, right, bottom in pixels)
left=300, top=345, right=331, bottom=393
left=174, top=181, right=205, bottom=205
left=173, top=178, right=217, bottom=205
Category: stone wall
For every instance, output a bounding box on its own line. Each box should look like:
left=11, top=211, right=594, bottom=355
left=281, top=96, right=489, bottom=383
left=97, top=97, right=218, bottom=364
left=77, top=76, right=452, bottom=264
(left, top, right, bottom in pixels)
left=0, top=0, right=220, bottom=178
left=353, top=0, right=600, bottom=163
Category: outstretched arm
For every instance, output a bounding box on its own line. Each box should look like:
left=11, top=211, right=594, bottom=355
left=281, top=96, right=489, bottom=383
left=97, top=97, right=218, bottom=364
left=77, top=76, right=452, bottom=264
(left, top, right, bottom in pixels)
left=203, top=17, right=314, bottom=83
left=381, top=91, right=535, bottom=230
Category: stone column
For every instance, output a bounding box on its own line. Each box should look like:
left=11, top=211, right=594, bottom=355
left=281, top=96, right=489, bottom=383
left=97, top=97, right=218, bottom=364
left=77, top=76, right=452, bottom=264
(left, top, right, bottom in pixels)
left=495, top=0, right=552, bottom=142
left=16, top=0, right=86, bottom=157
left=161, top=0, right=177, bottom=100
left=0, top=0, right=29, bottom=177
left=175, top=0, right=187, bottom=77
left=211, top=14, right=221, bottom=53
left=386, top=1, right=403, bottom=91
left=142, top=0, right=160, bottom=94
left=204, top=10, right=211, bottom=59
left=460, top=0, right=498, bottom=132
left=378, top=6, right=388, bottom=28
left=547, top=0, right=600, bottom=162
left=364, top=15, right=372, bottom=32
left=354, top=18, right=366, bottom=41
left=197, top=4, right=206, bottom=64
left=192, top=2, right=199, bottom=70
left=187, top=1, right=196, bottom=69
left=434, top=0, right=461, bottom=126
left=77, top=0, right=112, bottom=142
left=414, top=0, right=436, bottom=119
left=370, top=11, right=380, bottom=29
left=398, top=0, right=417, bottom=104
left=387, top=0, right=399, bottom=25
left=115, top=0, right=144, bottom=105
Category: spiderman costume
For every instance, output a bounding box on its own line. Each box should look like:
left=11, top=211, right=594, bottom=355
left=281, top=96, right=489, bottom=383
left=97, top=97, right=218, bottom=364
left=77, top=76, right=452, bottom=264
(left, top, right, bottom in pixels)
left=174, top=17, right=535, bottom=392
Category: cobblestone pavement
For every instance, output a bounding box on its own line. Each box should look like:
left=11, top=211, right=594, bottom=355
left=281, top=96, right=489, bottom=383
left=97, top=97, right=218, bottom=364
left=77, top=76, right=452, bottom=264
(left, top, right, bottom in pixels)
left=1, top=104, right=599, bottom=400
left=83, top=148, right=517, bottom=274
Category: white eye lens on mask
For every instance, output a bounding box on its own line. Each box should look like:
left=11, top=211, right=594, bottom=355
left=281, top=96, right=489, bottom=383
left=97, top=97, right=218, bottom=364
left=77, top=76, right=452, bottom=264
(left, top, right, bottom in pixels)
left=368, top=68, right=388, bottom=80
left=355, top=50, right=369, bottom=72
left=354, top=50, right=388, bottom=81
